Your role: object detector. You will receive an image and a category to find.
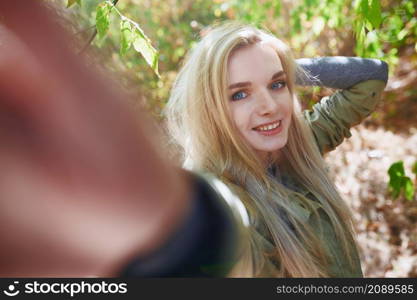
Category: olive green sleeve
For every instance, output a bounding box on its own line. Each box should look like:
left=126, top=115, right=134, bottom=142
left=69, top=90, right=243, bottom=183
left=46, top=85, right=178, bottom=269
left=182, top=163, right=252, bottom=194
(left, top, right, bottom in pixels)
left=303, top=80, right=387, bottom=155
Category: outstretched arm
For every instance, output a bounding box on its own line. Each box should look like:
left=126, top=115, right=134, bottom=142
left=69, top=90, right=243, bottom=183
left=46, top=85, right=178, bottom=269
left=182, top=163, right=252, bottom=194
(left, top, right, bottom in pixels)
left=0, top=1, right=192, bottom=276
left=0, top=1, right=239, bottom=277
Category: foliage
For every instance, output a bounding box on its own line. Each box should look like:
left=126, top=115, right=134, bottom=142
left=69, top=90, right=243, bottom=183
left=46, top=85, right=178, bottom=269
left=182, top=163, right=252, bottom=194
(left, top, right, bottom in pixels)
left=72, top=0, right=160, bottom=77
left=95, top=1, right=112, bottom=40
left=388, top=161, right=416, bottom=201
left=63, top=0, right=416, bottom=121
left=62, top=0, right=417, bottom=169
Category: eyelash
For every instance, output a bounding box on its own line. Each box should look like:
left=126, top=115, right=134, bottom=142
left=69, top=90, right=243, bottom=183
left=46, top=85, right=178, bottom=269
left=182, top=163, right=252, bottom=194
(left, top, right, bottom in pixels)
left=231, top=81, right=287, bottom=101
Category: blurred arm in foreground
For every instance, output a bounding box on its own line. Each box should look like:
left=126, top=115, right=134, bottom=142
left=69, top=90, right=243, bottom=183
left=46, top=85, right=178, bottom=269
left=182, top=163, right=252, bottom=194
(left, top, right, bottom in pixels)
left=0, top=1, right=196, bottom=277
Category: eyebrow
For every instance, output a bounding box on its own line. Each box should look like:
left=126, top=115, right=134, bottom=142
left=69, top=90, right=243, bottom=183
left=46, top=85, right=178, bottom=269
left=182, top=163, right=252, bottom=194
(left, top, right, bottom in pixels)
left=228, top=70, right=286, bottom=89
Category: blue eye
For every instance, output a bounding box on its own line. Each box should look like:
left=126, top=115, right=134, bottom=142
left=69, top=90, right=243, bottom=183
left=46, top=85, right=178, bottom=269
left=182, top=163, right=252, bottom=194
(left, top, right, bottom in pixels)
left=271, top=81, right=286, bottom=90
left=231, top=91, right=248, bottom=101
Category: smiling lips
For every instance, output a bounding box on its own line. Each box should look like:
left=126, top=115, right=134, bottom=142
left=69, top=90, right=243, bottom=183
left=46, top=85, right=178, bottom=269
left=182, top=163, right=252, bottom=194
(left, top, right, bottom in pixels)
left=253, top=120, right=281, bottom=131
left=252, top=120, right=283, bottom=136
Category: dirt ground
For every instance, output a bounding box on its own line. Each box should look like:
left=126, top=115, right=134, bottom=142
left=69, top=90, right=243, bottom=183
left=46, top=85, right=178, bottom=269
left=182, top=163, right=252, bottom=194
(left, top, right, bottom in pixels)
left=324, top=124, right=417, bottom=277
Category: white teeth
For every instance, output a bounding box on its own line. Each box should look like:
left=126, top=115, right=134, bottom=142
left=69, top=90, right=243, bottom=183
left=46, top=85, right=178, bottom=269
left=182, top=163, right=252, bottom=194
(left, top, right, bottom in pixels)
left=255, top=120, right=281, bottom=131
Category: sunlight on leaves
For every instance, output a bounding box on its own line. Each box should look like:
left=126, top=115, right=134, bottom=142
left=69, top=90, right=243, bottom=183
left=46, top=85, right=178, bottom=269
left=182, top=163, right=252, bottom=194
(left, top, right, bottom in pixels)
left=96, top=2, right=112, bottom=40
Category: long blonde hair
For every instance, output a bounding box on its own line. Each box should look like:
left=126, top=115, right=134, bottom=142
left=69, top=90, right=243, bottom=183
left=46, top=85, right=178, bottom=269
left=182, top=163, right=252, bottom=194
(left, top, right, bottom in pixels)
left=165, top=22, right=358, bottom=277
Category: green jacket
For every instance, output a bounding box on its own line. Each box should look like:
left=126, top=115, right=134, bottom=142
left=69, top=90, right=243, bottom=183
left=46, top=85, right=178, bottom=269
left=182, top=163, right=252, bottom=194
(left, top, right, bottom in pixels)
left=201, top=79, right=386, bottom=277
left=300, top=79, right=386, bottom=277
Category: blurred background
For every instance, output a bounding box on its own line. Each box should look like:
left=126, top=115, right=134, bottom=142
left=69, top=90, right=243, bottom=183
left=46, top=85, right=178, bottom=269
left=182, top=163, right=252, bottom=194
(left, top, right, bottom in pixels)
left=55, top=0, right=416, bottom=277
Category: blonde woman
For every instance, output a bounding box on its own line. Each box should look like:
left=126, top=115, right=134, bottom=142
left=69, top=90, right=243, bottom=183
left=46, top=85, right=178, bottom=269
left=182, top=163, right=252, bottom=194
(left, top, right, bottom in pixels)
left=160, top=22, right=388, bottom=277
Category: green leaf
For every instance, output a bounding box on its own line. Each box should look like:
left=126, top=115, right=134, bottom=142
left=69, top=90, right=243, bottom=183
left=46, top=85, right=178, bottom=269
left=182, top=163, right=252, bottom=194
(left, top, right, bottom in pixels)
left=353, top=16, right=367, bottom=42
left=388, top=161, right=416, bottom=200
left=404, top=177, right=415, bottom=201
left=367, top=0, right=382, bottom=28
left=273, top=1, right=282, bottom=17
left=360, top=0, right=369, bottom=16
left=389, top=177, right=402, bottom=199
left=292, top=14, right=302, bottom=33
left=397, top=28, right=409, bottom=41
left=355, top=25, right=366, bottom=55
left=364, top=18, right=374, bottom=31
left=388, top=161, right=405, bottom=178
left=67, top=0, right=81, bottom=7
left=405, top=1, right=415, bottom=15
left=132, top=24, right=160, bottom=77
left=120, top=20, right=134, bottom=56
left=388, top=161, right=406, bottom=199
left=306, top=10, right=313, bottom=21
left=96, top=2, right=112, bottom=40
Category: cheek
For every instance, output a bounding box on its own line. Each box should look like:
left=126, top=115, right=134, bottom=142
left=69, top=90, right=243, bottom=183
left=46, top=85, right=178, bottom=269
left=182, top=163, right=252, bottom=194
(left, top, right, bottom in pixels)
left=230, top=104, right=251, bottom=132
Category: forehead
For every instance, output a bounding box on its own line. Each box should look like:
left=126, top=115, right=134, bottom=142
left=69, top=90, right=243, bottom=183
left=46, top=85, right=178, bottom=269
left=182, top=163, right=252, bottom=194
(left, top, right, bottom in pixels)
left=227, top=43, right=283, bottom=83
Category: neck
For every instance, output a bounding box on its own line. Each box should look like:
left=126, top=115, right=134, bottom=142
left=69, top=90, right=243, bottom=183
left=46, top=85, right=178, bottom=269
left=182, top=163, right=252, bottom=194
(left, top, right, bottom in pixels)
left=260, top=151, right=282, bottom=169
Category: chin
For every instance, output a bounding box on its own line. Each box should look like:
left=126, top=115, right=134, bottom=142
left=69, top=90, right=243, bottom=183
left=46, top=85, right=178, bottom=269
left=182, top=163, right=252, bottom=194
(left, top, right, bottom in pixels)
left=254, top=139, right=288, bottom=154
left=259, top=145, right=286, bottom=153
left=255, top=142, right=287, bottom=154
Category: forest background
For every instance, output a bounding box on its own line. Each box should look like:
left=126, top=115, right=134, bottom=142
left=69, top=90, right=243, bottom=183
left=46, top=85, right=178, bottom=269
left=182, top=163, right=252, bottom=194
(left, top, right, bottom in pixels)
left=58, top=0, right=416, bottom=277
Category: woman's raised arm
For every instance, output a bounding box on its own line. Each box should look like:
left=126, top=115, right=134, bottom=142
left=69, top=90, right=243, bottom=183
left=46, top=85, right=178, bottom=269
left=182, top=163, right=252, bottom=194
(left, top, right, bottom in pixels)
left=295, top=57, right=389, bottom=155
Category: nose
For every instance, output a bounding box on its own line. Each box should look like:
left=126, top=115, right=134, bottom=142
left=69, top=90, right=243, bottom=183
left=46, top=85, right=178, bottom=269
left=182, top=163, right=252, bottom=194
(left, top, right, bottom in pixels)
left=256, top=89, right=278, bottom=116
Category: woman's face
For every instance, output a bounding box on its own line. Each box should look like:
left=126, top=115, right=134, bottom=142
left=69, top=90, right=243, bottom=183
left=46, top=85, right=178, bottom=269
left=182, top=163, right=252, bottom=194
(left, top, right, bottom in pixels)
left=227, top=43, right=293, bottom=161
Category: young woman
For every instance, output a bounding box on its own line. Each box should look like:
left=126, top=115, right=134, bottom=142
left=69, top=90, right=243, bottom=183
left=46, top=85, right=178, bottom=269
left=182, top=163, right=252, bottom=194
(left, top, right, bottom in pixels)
left=162, top=22, right=388, bottom=277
